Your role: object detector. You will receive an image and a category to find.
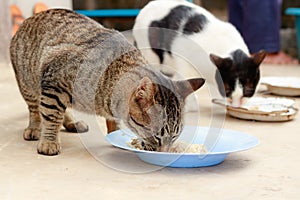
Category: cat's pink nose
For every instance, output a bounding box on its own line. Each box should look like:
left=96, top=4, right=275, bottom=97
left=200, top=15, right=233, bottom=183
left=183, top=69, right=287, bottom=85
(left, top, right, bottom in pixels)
left=231, top=97, right=244, bottom=107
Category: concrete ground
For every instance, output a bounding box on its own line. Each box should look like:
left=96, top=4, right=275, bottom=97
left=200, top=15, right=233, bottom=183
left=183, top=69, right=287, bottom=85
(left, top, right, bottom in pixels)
left=0, top=63, right=299, bottom=200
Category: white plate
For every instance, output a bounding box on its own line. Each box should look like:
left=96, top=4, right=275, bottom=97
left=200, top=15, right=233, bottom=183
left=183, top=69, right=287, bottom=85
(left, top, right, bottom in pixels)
left=260, top=77, right=300, bottom=96
left=227, top=107, right=297, bottom=122
left=212, top=97, right=298, bottom=122
left=106, top=126, right=259, bottom=168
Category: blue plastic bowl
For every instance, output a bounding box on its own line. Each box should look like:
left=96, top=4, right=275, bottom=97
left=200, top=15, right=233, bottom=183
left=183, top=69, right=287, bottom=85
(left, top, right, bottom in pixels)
left=106, top=126, right=259, bottom=168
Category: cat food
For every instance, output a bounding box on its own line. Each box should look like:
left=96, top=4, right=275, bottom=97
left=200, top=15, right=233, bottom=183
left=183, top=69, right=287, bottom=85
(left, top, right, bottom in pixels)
left=240, top=97, right=295, bottom=113
left=128, top=139, right=208, bottom=153
left=169, top=141, right=207, bottom=153
left=213, top=97, right=295, bottom=113
left=128, top=138, right=144, bottom=150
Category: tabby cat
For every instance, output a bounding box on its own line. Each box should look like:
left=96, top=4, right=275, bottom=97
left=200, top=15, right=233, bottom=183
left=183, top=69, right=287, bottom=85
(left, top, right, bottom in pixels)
left=10, top=9, right=205, bottom=155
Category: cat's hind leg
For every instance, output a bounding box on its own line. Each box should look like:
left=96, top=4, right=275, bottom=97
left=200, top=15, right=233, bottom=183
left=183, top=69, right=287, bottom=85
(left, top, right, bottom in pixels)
left=23, top=102, right=41, bottom=140
left=63, top=110, right=89, bottom=133
left=18, top=84, right=42, bottom=140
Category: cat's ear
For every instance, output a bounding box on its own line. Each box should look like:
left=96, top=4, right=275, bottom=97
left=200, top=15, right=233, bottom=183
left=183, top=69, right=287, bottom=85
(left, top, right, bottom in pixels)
left=175, top=78, right=205, bottom=99
left=129, top=77, right=156, bottom=126
left=134, top=77, right=156, bottom=110
left=209, top=54, right=233, bottom=69
left=252, top=50, right=266, bottom=66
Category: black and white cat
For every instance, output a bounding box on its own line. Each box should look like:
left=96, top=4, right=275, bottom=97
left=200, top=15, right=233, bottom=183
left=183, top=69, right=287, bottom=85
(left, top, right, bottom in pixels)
left=133, top=0, right=266, bottom=107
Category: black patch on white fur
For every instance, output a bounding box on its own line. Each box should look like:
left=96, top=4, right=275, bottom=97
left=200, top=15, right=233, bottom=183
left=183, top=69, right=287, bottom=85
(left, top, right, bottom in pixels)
left=183, top=14, right=207, bottom=34
left=148, top=5, right=207, bottom=64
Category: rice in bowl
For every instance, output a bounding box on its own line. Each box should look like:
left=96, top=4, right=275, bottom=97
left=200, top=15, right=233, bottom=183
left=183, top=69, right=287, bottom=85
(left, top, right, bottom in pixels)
left=128, top=139, right=207, bottom=153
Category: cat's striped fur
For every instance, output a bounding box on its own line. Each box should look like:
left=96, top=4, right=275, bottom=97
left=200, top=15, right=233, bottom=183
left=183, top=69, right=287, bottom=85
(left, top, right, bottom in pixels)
left=10, top=9, right=205, bottom=155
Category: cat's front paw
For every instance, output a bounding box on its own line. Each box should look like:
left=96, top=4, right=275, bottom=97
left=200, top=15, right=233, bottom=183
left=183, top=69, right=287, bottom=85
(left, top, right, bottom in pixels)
left=23, top=128, right=40, bottom=140
left=64, top=121, right=89, bottom=133
left=37, top=140, right=61, bottom=156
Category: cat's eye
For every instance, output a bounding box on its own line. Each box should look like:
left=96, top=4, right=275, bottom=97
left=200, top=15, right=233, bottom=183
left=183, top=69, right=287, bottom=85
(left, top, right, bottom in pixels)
left=130, top=116, right=145, bottom=127
left=154, top=135, right=162, bottom=146
left=130, top=116, right=151, bottom=130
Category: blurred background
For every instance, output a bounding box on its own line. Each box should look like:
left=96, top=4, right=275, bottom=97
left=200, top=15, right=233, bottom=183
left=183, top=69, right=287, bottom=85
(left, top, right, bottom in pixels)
left=72, top=0, right=300, bottom=29
left=73, top=0, right=300, bottom=59
left=1, top=0, right=300, bottom=65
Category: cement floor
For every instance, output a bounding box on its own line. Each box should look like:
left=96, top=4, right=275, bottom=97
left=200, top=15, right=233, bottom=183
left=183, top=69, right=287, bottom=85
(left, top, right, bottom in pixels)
left=0, top=63, right=299, bottom=200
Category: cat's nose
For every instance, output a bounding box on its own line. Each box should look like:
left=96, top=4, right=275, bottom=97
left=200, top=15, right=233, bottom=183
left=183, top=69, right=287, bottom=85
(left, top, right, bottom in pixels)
left=231, top=97, right=244, bottom=107
left=231, top=99, right=241, bottom=107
